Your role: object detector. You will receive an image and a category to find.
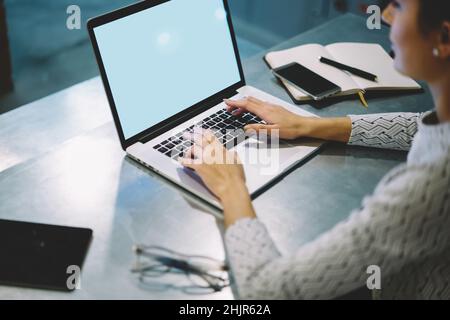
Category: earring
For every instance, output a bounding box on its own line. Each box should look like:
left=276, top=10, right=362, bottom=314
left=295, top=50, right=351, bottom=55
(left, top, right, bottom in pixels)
left=432, top=48, right=440, bottom=57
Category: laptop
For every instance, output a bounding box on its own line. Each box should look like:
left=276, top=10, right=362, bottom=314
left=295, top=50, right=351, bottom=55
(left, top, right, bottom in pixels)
left=88, top=0, right=322, bottom=212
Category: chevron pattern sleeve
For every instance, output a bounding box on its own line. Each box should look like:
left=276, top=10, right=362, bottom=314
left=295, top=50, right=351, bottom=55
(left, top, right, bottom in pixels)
left=225, top=161, right=450, bottom=299
left=348, top=113, right=422, bottom=151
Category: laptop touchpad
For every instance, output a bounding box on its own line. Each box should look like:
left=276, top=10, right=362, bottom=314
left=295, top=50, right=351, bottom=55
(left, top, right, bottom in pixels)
left=236, top=137, right=319, bottom=175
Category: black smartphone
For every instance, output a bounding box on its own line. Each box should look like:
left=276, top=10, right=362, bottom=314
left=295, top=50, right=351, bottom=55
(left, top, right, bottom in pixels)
left=272, top=62, right=341, bottom=100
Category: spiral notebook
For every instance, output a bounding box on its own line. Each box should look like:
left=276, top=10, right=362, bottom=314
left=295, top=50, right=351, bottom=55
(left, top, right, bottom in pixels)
left=264, top=42, right=422, bottom=103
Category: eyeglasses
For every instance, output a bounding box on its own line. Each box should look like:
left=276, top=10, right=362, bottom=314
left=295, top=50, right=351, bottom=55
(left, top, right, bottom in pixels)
left=131, top=245, right=230, bottom=295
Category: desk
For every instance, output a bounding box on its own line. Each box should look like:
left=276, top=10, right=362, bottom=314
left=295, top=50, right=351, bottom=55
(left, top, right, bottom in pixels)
left=0, top=14, right=433, bottom=299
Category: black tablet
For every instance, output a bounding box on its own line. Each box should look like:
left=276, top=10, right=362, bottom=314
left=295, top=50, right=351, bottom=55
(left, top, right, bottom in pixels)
left=0, top=219, right=92, bottom=291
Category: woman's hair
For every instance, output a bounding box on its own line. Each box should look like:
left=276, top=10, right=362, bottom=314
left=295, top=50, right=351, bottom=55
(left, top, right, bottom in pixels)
left=418, top=0, right=450, bottom=35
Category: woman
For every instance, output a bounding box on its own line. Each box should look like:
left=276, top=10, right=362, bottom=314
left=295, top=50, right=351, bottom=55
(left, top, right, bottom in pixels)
left=180, top=0, right=450, bottom=299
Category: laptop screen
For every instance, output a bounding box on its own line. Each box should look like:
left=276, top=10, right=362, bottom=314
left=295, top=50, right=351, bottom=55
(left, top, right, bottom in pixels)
left=93, top=0, right=241, bottom=140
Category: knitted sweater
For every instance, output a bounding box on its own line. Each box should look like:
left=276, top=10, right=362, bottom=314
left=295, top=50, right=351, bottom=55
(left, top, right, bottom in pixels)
left=225, top=112, right=450, bottom=299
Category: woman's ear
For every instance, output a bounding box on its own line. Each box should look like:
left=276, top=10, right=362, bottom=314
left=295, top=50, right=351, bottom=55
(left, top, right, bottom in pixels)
left=436, top=22, right=450, bottom=59
left=382, top=3, right=395, bottom=26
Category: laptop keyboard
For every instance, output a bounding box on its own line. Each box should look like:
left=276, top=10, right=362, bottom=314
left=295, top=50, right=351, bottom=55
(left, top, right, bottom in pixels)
left=153, top=108, right=265, bottom=159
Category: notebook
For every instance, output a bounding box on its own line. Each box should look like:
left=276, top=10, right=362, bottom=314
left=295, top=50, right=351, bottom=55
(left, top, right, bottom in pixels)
left=264, top=42, right=422, bottom=102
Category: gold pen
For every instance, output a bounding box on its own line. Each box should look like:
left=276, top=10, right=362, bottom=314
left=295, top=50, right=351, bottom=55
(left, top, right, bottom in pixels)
left=358, top=91, right=369, bottom=108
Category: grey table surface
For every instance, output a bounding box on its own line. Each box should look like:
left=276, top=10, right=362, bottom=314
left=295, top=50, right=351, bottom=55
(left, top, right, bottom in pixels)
left=0, top=14, right=433, bottom=299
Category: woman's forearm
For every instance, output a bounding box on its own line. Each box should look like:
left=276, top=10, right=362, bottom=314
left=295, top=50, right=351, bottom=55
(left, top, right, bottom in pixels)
left=220, top=182, right=256, bottom=228
left=305, top=117, right=352, bottom=143
left=219, top=117, right=352, bottom=228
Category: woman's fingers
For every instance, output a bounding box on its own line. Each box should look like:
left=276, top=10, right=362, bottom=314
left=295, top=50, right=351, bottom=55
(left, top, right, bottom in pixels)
left=183, top=144, right=202, bottom=160
left=224, top=96, right=266, bottom=117
left=181, top=130, right=219, bottom=160
left=178, top=156, right=199, bottom=170
left=203, top=130, right=218, bottom=145
left=229, top=108, right=245, bottom=117
left=183, top=128, right=216, bottom=147
left=188, top=130, right=208, bottom=148
left=224, top=96, right=257, bottom=113
left=244, top=124, right=278, bottom=135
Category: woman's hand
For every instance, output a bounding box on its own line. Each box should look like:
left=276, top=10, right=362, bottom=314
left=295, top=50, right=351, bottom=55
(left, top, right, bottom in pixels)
left=225, top=96, right=317, bottom=140
left=178, top=97, right=352, bottom=227
left=180, top=129, right=245, bottom=200
left=225, top=96, right=352, bottom=143
left=179, top=129, right=256, bottom=227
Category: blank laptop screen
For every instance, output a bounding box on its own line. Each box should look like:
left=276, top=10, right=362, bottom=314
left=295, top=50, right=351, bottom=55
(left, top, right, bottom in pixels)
left=93, top=0, right=241, bottom=140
